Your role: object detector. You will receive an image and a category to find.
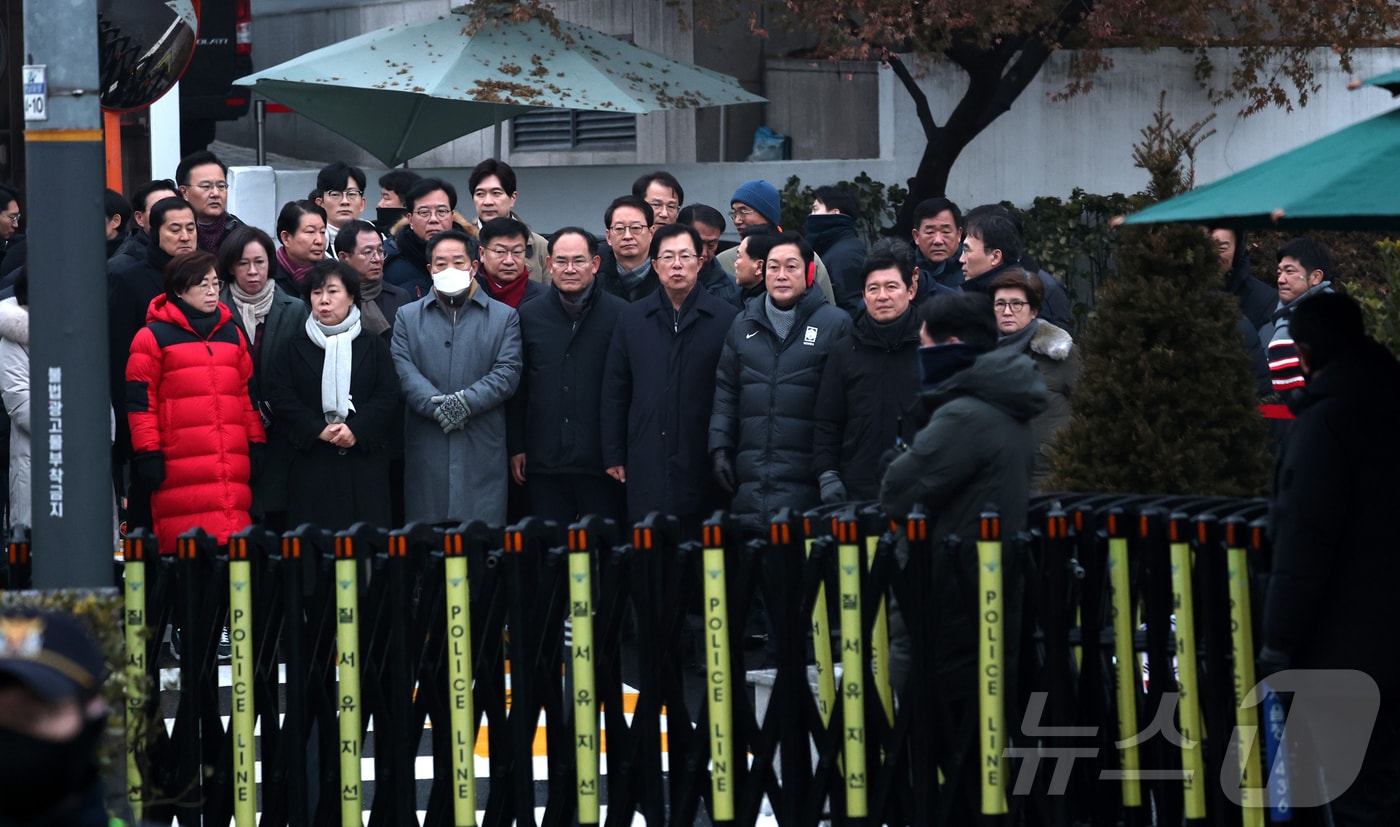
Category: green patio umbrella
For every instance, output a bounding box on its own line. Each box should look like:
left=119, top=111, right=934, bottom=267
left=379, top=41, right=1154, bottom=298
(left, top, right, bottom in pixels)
left=234, top=11, right=765, bottom=167
left=1122, top=105, right=1400, bottom=232
left=1360, top=69, right=1400, bottom=96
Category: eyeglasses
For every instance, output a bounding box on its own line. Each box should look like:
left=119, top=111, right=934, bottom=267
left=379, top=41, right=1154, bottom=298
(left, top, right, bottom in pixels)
left=994, top=299, right=1029, bottom=312
left=414, top=206, right=452, bottom=219
left=646, top=199, right=679, bottom=214
left=325, top=189, right=363, bottom=201
left=729, top=206, right=755, bottom=221
left=551, top=256, right=591, bottom=270
left=485, top=245, right=526, bottom=259
left=656, top=252, right=698, bottom=265
left=1, top=212, right=19, bottom=223
left=357, top=247, right=385, bottom=260
left=609, top=223, right=649, bottom=236
left=190, top=279, right=221, bottom=293
left=191, top=182, right=229, bottom=193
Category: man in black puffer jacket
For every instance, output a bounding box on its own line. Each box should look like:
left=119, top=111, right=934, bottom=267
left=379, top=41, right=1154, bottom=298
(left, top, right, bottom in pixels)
left=813, top=250, right=921, bottom=503
left=709, top=232, right=850, bottom=532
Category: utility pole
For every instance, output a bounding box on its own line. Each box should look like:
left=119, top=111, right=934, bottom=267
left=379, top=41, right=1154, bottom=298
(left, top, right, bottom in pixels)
left=24, top=0, right=114, bottom=587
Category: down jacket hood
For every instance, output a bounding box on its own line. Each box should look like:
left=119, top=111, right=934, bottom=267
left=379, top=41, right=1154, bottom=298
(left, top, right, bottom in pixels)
left=0, top=296, right=27, bottom=346
left=1029, top=320, right=1073, bottom=362
left=921, top=346, right=1048, bottom=424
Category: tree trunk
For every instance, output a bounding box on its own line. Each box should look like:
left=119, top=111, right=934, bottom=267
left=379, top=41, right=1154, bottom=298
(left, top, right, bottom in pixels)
left=886, top=40, right=1062, bottom=236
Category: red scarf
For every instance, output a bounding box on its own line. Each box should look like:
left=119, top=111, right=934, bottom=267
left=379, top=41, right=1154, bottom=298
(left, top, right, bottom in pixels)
left=485, top=268, right=530, bottom=308
left=277, top=246, right=316, bottom=286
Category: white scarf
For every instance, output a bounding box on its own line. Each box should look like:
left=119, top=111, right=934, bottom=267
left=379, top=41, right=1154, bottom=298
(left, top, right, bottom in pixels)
left=304, top=304, right=362, bottom=423
left=228, top=280, right=277, bottom=341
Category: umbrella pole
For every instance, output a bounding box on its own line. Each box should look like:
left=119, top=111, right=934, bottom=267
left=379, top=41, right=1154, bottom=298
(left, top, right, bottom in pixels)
left=493, top=106, right=502, bottom=158
left=391, top=98, right=426, bottom=164
left=256, top=100, right=267, bottom=166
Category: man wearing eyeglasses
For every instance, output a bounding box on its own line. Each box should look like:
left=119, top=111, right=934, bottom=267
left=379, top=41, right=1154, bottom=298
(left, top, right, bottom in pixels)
left=507, top=227, right=626, bottom=527
left=383, top=177, right=477, bottom=299
left=714, top=179, right=838, bottom=306
left=334, top=219, right=411, bottom=337
left=475, top=218, right=544, bottom=310
left=631, top=170, right=684, bottom=227
left=176, top=150, right=244, bottom=253
left=709, top=231, right=851, bottom=533
left=596, top=196, right=659, bottom=302
left=601, top=223, right=739, bottom=537
left=315, top=162, right=370, bottom=256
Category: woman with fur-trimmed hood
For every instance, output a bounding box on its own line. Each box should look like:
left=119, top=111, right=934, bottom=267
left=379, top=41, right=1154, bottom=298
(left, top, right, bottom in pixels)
left=990, top=269, right=1081, bottom=490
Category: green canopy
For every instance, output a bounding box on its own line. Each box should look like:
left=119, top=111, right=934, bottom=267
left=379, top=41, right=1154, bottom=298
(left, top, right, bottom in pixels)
left=1123, top=106, right=1400, bottom=232
left=235, top=12, right=765, bottom=166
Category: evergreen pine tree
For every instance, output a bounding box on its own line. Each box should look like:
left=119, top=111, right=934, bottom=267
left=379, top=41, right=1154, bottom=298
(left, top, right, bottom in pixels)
left=1049, top=102, right=1271, bottom=496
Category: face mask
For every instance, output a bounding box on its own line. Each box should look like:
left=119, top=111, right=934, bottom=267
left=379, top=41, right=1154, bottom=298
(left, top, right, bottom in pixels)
left=432, top=266, right=474, bottom=297
left=0, top=715, right=105, bottom=821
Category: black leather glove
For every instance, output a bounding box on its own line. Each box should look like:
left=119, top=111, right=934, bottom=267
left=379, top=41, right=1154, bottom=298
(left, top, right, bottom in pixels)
left=131, top=451, right=165, bottom=491
left=249, top=442, right=266, bottom=480
left=818, top=470, right=848, bottom=505
left=711, top=448, right=737, bottom=495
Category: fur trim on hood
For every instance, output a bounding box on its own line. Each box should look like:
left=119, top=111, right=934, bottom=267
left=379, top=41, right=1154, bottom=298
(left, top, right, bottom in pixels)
left=0, top=296, right=28, bottom=347
left=1030, top=320, right=1073, bottom=362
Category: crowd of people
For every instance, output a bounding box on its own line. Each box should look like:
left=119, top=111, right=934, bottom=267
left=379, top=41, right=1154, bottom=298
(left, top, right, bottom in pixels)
left=0, top=146, right=1395, bottom=825
left=0, top=149, right=1339, bottom=550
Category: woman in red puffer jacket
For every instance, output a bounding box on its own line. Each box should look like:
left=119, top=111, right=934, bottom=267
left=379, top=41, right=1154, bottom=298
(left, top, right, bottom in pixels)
left=126, top=250, right=267, bottom=555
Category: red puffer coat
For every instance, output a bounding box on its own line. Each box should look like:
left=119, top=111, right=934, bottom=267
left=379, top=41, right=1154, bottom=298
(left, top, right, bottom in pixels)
left=126, top=295, right=266, bottom=555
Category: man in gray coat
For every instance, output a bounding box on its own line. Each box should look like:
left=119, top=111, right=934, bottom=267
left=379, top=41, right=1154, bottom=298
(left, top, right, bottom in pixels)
left=391, top=229, right=523, bottom=526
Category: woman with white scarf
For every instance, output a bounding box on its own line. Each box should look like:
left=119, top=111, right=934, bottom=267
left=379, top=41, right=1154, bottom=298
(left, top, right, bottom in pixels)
left=218, top=225, right=307, bottom=529
left=265, top=260, right=401, bottom=531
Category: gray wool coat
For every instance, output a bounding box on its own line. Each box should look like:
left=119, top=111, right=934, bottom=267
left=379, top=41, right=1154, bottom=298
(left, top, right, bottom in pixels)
left=391, top=287, right=522, bottom=527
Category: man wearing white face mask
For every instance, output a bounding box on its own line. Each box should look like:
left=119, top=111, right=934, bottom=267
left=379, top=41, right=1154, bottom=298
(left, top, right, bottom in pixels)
left=390, top=229, right=523, bottom=526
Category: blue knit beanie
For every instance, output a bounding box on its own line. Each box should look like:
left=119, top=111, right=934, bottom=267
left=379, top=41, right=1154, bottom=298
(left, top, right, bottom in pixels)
left=730, top=179, right=781, bottom=227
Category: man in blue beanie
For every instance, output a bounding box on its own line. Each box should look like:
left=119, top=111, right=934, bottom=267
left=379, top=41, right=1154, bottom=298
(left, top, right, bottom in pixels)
left=715, top=179, right=839, bottom=306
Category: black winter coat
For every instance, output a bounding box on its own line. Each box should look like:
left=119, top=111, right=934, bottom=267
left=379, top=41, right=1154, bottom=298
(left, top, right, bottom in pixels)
left=107, top=229, right=150, bottom=277
left=596, top=245, right=660, bottom=302
left=382, top=226, right=434, bottom=299
left=108, top=242, right=176, bottom=461
left=263, top=328, right=401, bottom=531
left=880, top=347, right=1047, bottom=688
left=1263, top=342, right=1400, bottom=695
left=709, top=289, right=852, bottom=528
left=601, top=286, right=738, bottom=522
left=366, top=279, right=413, bottom=337
left=806, top=213, right=867, bottom=314
left=699, top=258, right=742, bottom=308
left=508, top=286, right=625, bottom=476
left=812, top=308, right=921, bottom=500
left=1226, top=265, right=1276, bottom=332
